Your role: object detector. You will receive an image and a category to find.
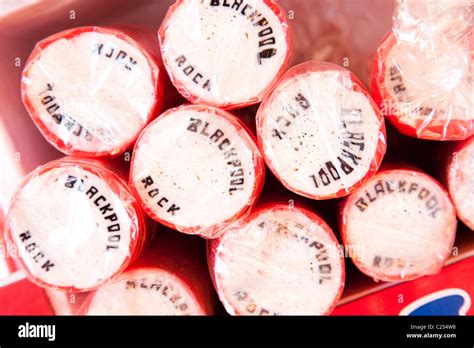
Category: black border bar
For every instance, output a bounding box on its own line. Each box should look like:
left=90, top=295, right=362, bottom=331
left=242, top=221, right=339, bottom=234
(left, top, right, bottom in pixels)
left=0, top=316, right=473, bottom=346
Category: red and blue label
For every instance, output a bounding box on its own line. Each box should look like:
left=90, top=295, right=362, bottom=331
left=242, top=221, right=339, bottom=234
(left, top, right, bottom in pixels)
left=333, top=257, right=474, bottom=316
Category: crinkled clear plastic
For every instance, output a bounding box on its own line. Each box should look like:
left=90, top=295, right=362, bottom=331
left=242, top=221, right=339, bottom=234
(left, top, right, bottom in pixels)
left=392, top=0, right=472, bottom=45
left=445, top=137, right=474, bottom=230
left=130, top=104, right=265, bottom=239
left=3, top=157, right=146, bottom=292
left=208, top=203, right=345, bottom=315
left=256, top=61, right=387, bottom=200
left=340, top=167, right=457, bottom=282
left=21, top=26, right=164, bottom=157
left=371, top=0, right=473, bottom=141
left=158, top=0, right=291, bottom=110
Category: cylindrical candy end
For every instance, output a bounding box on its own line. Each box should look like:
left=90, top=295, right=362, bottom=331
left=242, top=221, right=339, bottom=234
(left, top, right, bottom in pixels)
left=158, top=0, right=291, bottom=109
left=257, top=61, right=386, bottom=200
left=21, top=26, right=163, bottom=157
left=4, top=157, right=146, bottom=292
left=371, top=32, right=473, bottom=141
left=82, top=267, right=210, bottom=315
left=340, top=168, right=457, bottom=282
left=208, top=203, right=345, bottom=315
left=130, top=104, right=264, bottom=238
left=81, top=229, right=215, bottom=315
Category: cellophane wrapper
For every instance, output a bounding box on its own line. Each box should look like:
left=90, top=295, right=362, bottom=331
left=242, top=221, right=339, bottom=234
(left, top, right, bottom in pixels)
left=21, top=26, right=164, bottom=157
left=371, top=0, right=473, bottom=141
left=3, top=157, right=147, bottom=293
left=208, top=203, right=345, bottom=315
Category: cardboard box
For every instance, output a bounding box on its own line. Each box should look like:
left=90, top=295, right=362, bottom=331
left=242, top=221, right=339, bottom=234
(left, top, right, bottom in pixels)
left=334, top=226, right=474, bottom=315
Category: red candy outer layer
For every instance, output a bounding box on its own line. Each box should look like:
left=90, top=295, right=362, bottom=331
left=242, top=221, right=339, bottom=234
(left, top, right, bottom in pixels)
left=80, top=230, right=216, bottom=315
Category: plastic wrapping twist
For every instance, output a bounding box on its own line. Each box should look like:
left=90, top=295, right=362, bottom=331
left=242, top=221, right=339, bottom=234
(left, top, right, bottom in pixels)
left=371, top=0, right=473, bottom=140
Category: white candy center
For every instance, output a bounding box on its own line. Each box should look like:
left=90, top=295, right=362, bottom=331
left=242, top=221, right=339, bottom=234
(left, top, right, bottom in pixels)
left=383, top=39, right=472, bottom=123
left=450, top=141, right=474, bottom=228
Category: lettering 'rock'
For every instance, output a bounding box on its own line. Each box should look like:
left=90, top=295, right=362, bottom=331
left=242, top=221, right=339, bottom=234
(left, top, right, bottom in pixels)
left=158, top=0, right=290, bottom=109
left=4, top=157, right=146, bottom=292
left=130, top=104, right=264, bottom=238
